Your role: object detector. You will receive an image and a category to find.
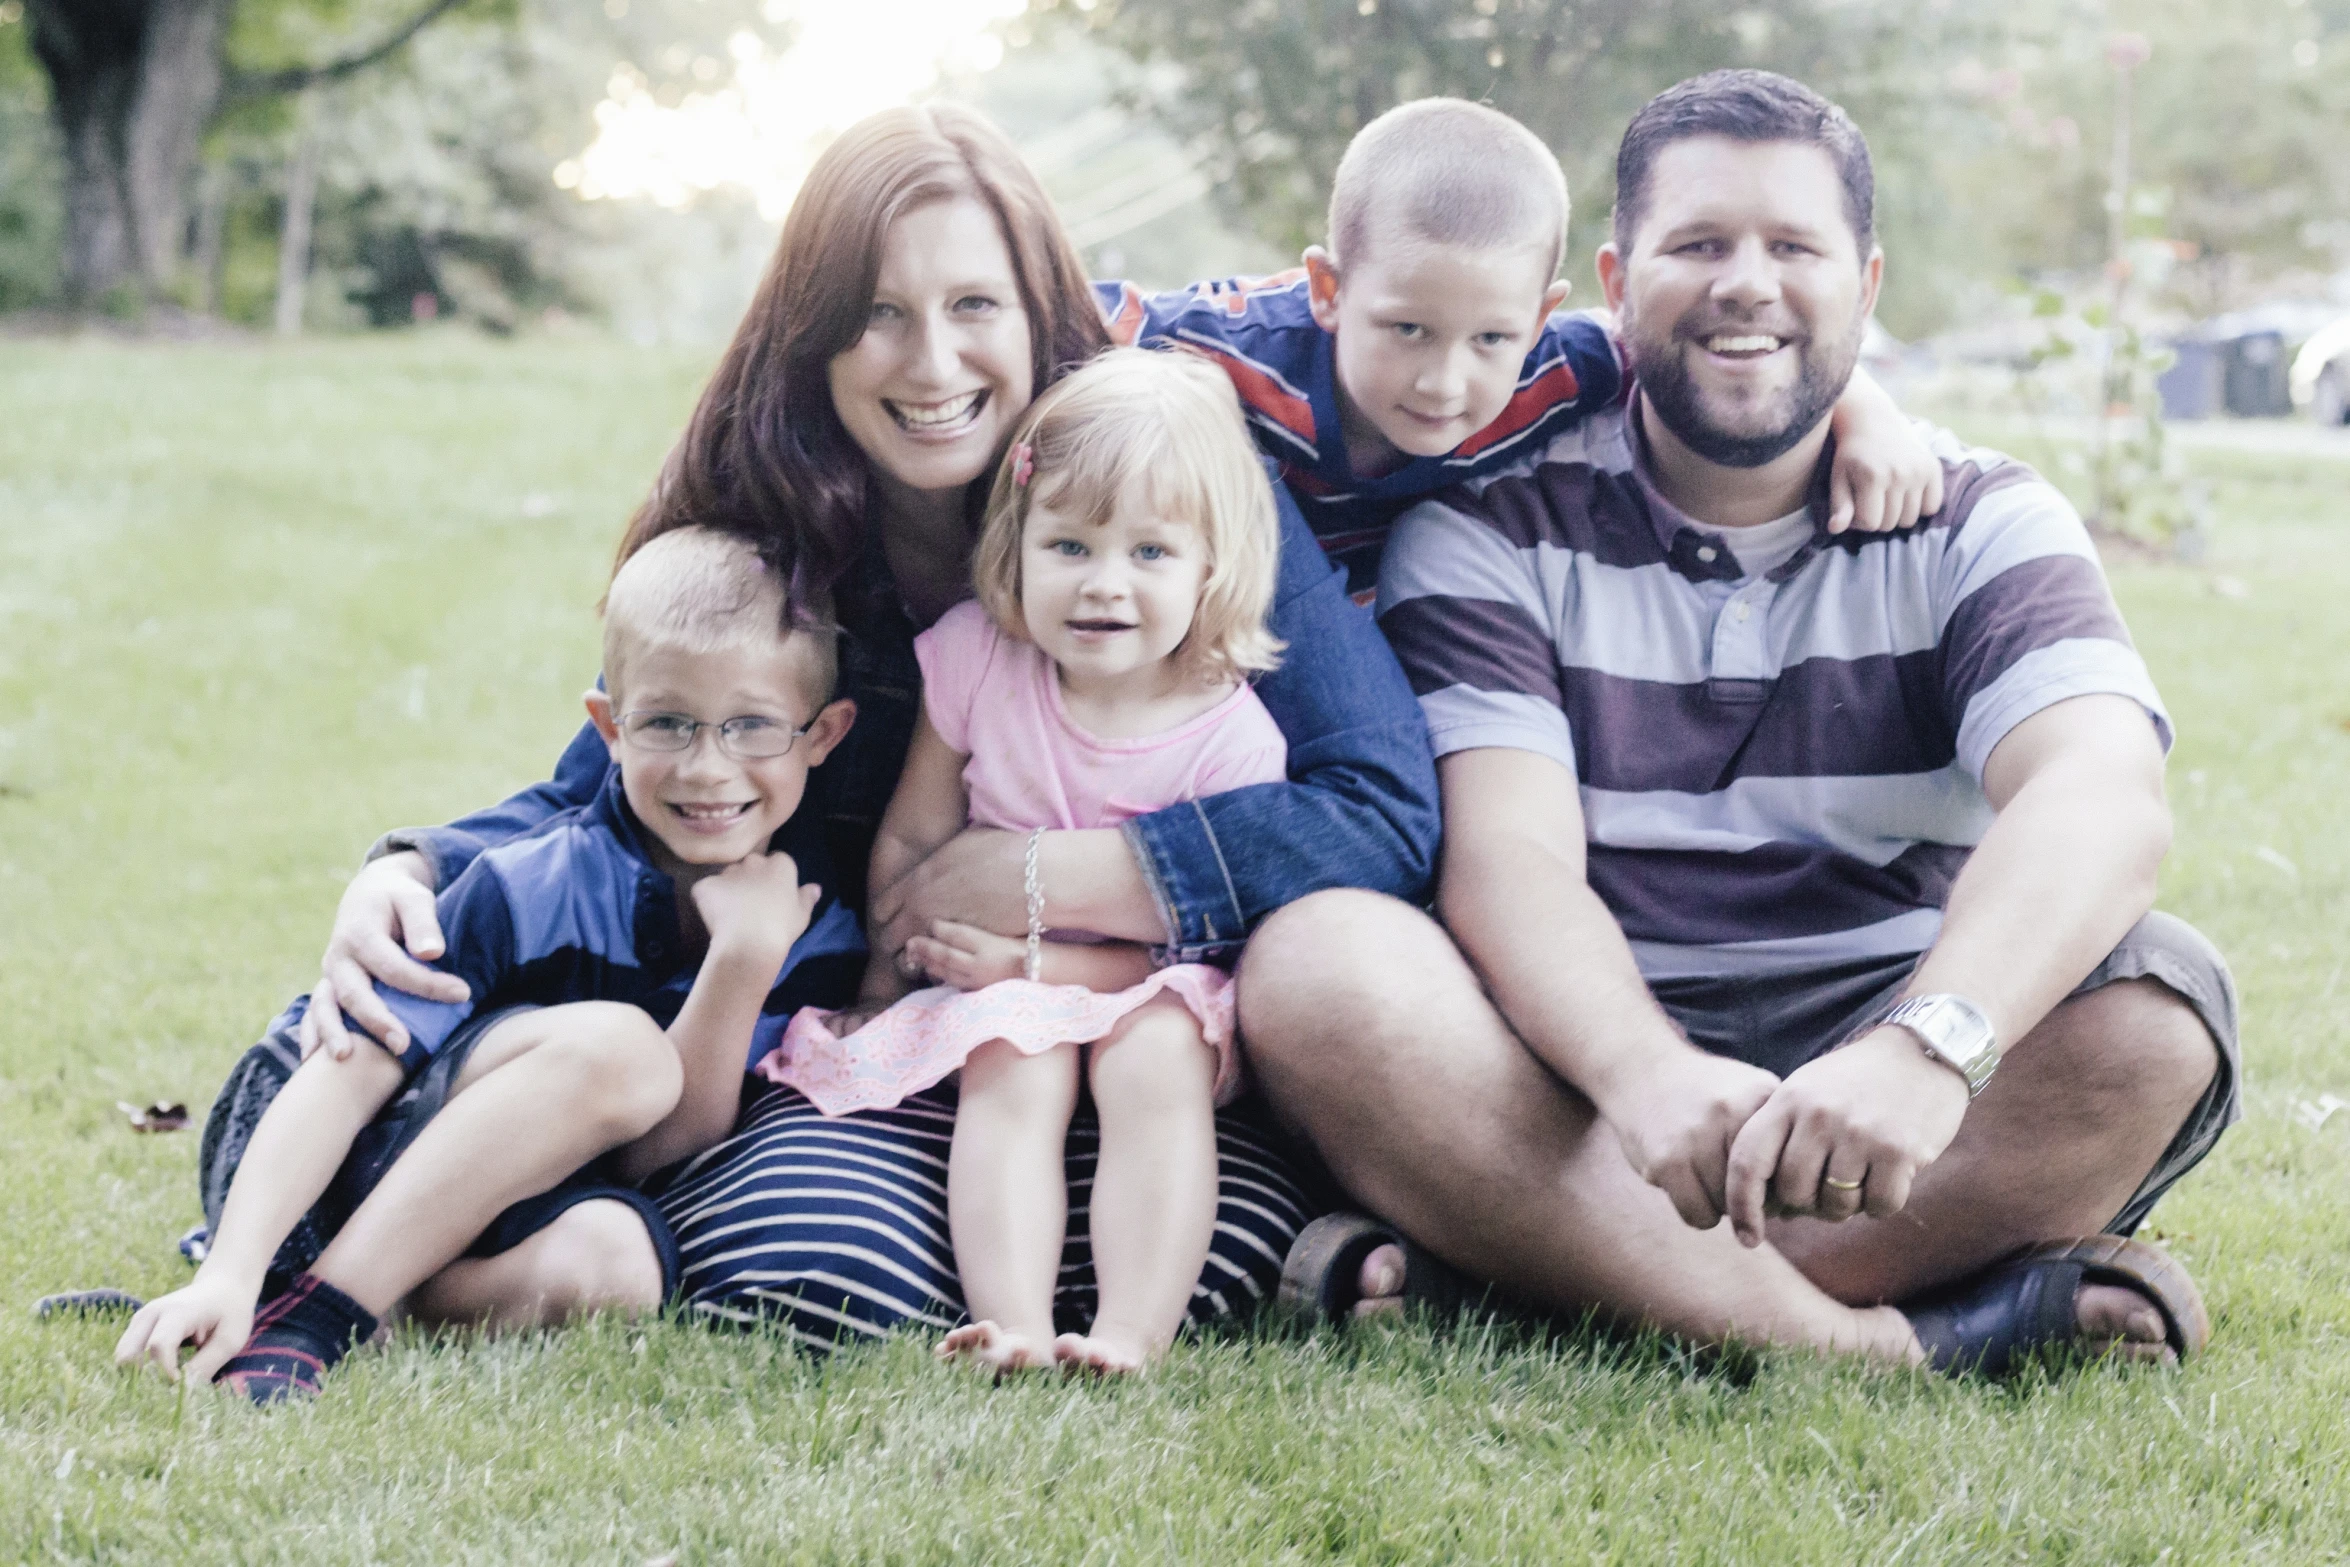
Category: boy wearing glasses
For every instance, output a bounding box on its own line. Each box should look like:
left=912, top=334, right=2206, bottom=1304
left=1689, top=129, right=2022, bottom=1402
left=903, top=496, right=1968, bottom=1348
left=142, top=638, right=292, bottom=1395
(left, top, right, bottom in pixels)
left=116, top=528, right=861, bottom=1402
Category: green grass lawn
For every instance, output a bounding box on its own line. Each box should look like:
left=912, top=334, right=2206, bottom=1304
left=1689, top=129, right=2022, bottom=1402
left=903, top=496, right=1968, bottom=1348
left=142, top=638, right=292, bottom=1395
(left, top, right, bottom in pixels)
left=4, top=335, right=2348, bottom=1563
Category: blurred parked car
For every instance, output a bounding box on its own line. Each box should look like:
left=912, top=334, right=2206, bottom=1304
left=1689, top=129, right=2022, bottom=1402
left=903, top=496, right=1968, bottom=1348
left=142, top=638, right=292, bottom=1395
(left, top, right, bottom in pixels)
left=2290, top=317, right=2350, bottom=426
left=2159, top=303, right=2346, bottom=420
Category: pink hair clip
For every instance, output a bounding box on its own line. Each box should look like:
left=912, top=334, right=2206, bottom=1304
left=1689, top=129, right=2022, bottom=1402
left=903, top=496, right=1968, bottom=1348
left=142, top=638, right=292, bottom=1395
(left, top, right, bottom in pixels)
left=1009, top=441, right=1034, bottom=488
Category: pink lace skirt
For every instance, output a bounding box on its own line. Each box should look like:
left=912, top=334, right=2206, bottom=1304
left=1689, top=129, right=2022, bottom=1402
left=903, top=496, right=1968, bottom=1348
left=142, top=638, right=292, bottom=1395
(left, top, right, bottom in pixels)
left=755, top=964, right=1241, bottom=1118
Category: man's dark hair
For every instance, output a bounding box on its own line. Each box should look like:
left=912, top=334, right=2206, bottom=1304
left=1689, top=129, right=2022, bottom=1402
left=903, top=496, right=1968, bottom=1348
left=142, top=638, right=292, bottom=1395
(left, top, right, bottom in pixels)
left=1611, top=70, right=1874, bottom=255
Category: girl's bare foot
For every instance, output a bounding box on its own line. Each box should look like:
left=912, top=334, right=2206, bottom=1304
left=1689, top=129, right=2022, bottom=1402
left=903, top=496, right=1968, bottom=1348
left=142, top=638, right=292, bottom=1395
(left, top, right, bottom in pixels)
left=937, top=1320, right=1055, bottom=1374
left=1052, top=1330, right=1150, bottom=1376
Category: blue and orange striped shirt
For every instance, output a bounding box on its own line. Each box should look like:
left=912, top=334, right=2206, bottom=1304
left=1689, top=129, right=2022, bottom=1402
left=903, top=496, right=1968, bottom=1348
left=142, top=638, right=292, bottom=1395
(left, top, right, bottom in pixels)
left=1096, top=274, right=1625, bottom=597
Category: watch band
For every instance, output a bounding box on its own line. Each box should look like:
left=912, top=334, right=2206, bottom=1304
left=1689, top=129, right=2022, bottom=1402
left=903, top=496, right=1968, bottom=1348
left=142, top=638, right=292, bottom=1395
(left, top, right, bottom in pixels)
left=1883, top=994, right=1999, bottom=1098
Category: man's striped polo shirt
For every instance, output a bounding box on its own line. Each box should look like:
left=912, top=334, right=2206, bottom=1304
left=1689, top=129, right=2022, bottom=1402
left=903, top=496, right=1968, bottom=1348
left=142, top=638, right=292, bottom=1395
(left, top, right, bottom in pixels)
left=1375, top=403, right=2171, bottom=981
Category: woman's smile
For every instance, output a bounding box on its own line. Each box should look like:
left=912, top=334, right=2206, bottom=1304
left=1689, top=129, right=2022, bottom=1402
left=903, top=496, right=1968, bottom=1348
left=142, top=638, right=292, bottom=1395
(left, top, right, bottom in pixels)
left=885, top=388, right=990, bottom=434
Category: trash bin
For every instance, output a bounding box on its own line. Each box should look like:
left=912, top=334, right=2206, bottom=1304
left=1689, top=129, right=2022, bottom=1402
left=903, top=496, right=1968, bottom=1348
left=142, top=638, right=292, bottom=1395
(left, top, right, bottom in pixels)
left=2221, top=331, right=2292, bottom=418
left=2158, top=338, right=2222, bottom=420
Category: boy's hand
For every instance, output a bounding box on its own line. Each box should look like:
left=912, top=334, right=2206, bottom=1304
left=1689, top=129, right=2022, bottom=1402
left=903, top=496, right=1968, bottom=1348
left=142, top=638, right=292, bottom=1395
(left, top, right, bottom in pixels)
left=1825, top=375, right=1945, bottom=534
left=692, top=852, right=820, bottom=966
left=904, top=919, right=1028, bottom=990
left=114, top=1274, right=256, bottom=1386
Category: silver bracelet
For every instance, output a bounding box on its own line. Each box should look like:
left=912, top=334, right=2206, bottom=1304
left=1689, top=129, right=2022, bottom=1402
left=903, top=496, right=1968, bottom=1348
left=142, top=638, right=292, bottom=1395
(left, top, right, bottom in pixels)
left=1022, top=827, right=1047, bottom=983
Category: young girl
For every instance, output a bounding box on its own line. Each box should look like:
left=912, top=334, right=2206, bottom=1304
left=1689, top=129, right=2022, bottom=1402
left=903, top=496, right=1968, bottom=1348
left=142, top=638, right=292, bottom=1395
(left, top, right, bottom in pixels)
left=759, top=348, right=1288, bottom=1375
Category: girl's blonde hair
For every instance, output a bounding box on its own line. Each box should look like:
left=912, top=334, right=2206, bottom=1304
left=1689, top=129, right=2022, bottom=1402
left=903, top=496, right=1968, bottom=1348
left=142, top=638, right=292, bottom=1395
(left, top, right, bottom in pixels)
left=972, top=349, right=1285, bottom=684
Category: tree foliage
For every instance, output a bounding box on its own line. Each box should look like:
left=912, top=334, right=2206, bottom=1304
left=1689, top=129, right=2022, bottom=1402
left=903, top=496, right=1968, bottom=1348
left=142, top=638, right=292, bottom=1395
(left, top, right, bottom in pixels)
left=1052, top=0, right=2350, bottom=335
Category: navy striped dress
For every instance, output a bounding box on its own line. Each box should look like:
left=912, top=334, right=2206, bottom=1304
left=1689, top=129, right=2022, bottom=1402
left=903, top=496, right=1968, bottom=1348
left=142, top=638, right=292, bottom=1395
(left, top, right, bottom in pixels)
left=653, top=1084, right=1314, bottom=1349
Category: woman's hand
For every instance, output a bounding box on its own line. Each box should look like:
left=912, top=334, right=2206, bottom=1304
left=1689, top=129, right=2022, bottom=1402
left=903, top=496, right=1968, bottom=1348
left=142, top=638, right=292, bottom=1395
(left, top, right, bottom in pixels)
left=869, top=828, right=1026, bottom=957
left=297, top=851, right=469, bottom=1062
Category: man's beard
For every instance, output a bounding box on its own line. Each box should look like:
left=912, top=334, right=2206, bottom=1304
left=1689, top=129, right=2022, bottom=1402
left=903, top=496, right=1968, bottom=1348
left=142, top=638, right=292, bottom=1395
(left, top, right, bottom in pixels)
left=1625, top=306, right=1863, bottom=469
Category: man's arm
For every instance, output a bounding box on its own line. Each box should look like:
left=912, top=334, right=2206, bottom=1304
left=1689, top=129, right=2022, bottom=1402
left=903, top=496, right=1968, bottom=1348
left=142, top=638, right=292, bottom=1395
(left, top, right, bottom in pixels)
left=1437, top=747, right=1782, bottom=1230
left=115, top=1044, right=406, bottom=1382
left=1722, top=694, right=2171, bottom=1240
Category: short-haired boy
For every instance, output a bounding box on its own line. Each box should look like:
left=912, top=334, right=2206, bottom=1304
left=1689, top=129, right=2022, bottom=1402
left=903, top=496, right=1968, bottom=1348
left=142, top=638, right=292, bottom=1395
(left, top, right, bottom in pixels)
left=1098, top=97, right=1942, bottom=597
left=116, top=528, right=862, bottom=1402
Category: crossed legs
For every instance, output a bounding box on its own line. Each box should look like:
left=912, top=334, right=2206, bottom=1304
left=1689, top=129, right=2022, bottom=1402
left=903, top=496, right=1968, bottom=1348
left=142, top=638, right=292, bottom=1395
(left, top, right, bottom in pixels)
left=1239, top=892, right=2218, bottom=1363
left=316, top=1001, right=678, bottom=1328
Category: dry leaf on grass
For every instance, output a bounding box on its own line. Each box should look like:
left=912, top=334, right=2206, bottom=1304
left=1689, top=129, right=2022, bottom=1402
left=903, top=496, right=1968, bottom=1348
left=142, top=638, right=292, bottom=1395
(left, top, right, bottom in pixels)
left=117, top=1100, right=189, bottom=1133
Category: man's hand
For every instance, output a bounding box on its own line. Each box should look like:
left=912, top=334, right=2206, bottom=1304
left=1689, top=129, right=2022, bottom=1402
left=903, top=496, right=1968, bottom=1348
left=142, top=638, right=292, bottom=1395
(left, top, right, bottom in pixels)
left=1599, top=1047, right=1783, bottom=1231
left=1722, top=1027, right=1971, bottom=1246
left=299, top=851, right=470, bottom=1062
left=114, top=1274, right=257, bottom=1386
left=904, top=919, right=1027, bottom=991
left=692, top=852, right=820, bottom=966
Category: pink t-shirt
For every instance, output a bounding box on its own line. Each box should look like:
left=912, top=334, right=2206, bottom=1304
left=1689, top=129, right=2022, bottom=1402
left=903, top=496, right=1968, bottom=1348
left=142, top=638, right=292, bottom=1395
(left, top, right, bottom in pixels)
left=914, top=600, right=1288, bottom=830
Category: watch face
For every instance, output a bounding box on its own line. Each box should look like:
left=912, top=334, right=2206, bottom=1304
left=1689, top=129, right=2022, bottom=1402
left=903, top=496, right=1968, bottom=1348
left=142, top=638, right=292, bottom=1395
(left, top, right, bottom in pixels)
left=1892, top=996, right=1997, bottom=1093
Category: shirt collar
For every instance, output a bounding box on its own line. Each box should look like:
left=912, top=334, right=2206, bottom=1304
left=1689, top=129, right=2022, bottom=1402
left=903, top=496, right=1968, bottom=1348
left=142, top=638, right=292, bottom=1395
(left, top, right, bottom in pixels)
left=1627, top=402, right=1839, bottom=585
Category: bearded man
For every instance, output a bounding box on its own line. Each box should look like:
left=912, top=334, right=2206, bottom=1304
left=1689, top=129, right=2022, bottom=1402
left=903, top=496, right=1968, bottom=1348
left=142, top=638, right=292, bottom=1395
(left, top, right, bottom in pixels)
left=1243, top=70, right=2238, bottom=1372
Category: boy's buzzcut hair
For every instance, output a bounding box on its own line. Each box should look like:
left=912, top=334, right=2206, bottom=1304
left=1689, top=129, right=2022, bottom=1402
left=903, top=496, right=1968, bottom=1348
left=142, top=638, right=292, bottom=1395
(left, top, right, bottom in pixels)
left=1613, top=69, right=1875, bottom=255
left=1327, top=98, right=1568, bottom=277
left=972, top=348, right=1285, bottom=686
left=602, top=526, right=837, bottom=710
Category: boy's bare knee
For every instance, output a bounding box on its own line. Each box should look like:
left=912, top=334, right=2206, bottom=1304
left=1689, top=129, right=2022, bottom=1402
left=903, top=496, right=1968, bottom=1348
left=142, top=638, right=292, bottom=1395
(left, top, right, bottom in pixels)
left=537, top=1003, right=682, bottom=1140
left=536, top=1200, right=665, bottom=1316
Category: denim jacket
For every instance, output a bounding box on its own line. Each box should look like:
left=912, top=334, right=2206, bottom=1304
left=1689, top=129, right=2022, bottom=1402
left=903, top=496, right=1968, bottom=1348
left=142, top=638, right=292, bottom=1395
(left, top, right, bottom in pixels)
left=379, top=470, right=1439, bottom=963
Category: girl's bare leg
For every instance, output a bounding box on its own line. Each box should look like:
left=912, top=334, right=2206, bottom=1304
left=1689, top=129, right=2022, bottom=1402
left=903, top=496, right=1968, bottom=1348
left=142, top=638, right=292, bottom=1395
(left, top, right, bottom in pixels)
left=939, top=1039, right=1080, bottom=1373
left=1057, top=999, right=1219, bottom=1374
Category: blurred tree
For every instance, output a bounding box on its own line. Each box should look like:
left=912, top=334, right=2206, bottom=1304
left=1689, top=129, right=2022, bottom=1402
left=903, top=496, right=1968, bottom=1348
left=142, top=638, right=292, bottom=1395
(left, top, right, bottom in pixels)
left=1938, top=0, right=2350, bottom=316
left=21, top=0, right=482, bottom=310
left=0, top=4, right=65, bottom=310
left=1045, top=0, right=1999, bottom=333
left=1042, top=0, right=2350, bottom=333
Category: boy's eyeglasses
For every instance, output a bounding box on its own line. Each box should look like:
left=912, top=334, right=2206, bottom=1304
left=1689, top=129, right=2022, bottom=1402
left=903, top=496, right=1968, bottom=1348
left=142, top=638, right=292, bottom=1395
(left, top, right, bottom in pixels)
left=616, top=710, right=817, bottom=760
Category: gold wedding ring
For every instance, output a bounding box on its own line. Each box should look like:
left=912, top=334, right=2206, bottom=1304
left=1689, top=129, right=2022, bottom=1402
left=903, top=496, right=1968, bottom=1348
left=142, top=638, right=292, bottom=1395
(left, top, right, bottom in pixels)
left=1822, top=1175, right=1864, bottom=1192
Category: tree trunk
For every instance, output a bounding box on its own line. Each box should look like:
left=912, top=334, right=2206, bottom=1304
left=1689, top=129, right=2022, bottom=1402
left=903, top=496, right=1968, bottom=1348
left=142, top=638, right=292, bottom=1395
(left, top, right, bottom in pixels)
left=28, top=0, right=230, bottom=306
left=274, top=96, right=321, bottom=336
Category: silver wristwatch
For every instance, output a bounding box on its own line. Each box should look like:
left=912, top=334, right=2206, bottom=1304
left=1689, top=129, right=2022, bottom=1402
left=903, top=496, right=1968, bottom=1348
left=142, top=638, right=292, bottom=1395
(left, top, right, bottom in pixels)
left=1882, top=994, right=1999, bottom=1098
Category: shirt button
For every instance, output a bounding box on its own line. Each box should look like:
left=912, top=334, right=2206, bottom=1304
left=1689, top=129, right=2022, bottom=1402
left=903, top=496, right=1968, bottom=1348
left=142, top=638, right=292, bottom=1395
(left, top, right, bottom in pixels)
left=1733, top=601, right=1752, bottom=621
left=1696, top=545, right=1718, bottom=563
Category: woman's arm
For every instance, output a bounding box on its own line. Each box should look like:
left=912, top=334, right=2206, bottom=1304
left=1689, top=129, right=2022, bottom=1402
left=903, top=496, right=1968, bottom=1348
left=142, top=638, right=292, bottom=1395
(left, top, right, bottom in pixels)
left=871, top=478, right=1440, bottom=960
left=302, top=717, right=613, bottom=1059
